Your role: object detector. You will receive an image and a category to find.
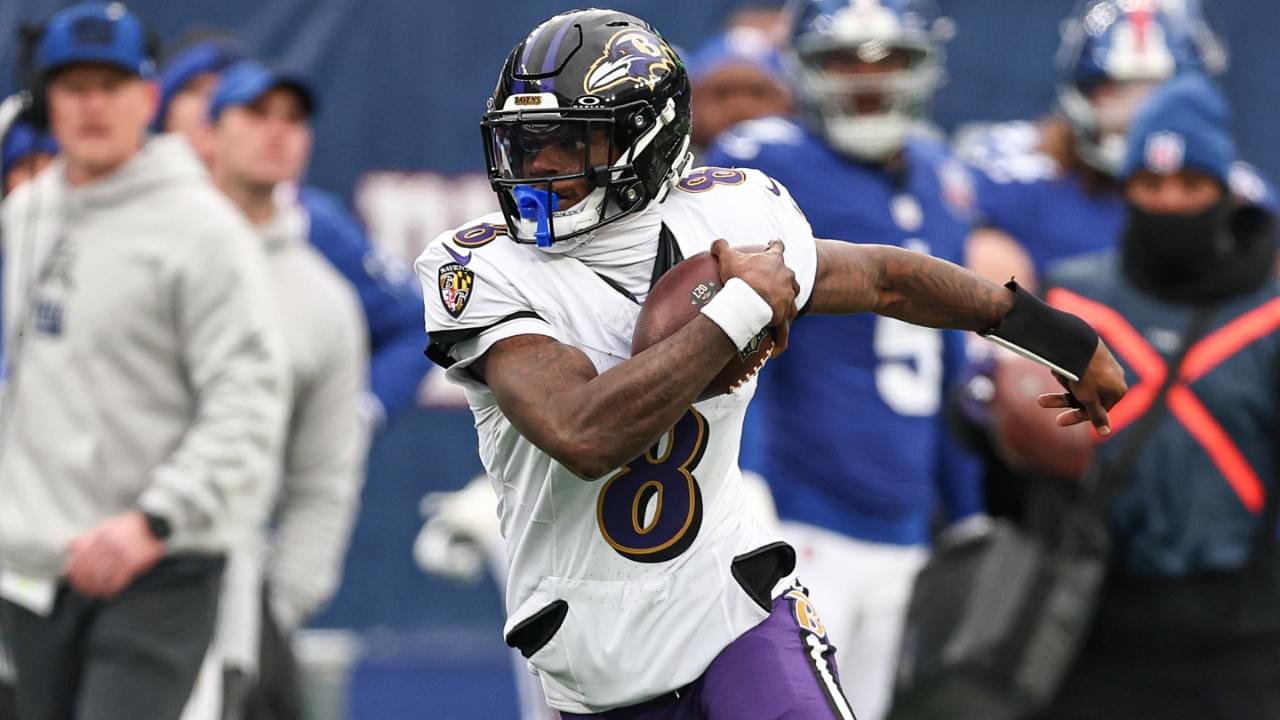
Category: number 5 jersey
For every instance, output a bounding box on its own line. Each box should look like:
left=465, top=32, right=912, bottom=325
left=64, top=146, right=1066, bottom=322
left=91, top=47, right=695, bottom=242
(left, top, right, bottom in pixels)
left=417, top=167, right=816, bottom=714
left=703, top=118, right=985, bottom=546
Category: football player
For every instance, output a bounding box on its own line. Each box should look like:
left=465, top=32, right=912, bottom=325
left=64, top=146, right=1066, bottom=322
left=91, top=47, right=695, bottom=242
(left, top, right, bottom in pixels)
left=959, top=0, right=1274, bottom=288
left=700, top=1, right=984, bottom=717
left=417, top=9, right=1125, bottom=718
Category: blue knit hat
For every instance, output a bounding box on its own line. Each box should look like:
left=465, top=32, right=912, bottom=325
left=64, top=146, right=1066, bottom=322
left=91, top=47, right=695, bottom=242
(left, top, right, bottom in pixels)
left=1121, top=73, right=1234, bottom=184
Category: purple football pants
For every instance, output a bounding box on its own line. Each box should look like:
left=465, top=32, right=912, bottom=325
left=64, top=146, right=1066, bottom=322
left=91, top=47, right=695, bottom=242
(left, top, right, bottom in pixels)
left=561, top=581, right=858, bottom=720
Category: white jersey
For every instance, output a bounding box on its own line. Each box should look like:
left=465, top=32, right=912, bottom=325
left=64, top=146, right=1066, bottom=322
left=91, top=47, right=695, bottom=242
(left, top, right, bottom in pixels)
left=416, top=167, right=818, bottom=713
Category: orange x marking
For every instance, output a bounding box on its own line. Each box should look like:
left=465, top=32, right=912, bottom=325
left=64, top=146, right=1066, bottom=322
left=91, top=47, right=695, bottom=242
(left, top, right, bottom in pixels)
left=1047, top=289, right=1280, bottom=514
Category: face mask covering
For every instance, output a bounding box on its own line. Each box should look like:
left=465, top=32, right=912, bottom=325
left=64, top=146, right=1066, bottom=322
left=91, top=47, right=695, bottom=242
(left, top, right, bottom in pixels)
left=1123, top=197, right=1233, bottom=282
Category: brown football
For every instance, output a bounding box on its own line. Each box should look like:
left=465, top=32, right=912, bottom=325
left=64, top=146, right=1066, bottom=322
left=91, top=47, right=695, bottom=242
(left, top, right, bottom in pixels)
left=989, top=354, right=1096, bottom=481
left=632, top=247, right=774, bottom=401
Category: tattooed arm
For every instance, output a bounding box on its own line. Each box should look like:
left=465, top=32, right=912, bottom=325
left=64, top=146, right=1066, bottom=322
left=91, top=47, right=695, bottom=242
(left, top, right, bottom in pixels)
left=807, top=240, right=1126, bottom=432
left=807, top=240, right=1014, bottom=328
left=471, top=243, right=798, bottom=479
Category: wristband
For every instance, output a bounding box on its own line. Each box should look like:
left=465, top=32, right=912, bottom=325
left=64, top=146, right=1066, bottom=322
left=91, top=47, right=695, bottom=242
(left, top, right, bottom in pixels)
left=700, top=277, right=774, bottom=351
left=980, top=281, right=1098, bottom=382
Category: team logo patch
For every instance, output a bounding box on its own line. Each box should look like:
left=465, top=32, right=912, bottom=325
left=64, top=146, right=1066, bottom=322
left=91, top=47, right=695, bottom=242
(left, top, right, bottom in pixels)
left=786, top=587, right=827, bottom=638
left=583, top=29, right=678, bottom=94
left=1145, top=131, right=1185, bottom=174
left=438, top=262, right=475, bottom=319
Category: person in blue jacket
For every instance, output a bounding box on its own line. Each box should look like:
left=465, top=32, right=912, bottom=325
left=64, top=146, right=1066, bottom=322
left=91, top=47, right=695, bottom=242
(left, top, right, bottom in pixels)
left=155, top=34, right=430, bottom=425
left=703, top=2, right=984, bottom=718
left=1035, top=74, right=1280, bottom=720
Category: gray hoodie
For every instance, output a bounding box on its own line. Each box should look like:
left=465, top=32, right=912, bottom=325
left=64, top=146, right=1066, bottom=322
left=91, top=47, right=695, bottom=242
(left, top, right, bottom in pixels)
left=218, top=196, right=370, bottom=671
left=0, top=135, right=289, bottom=579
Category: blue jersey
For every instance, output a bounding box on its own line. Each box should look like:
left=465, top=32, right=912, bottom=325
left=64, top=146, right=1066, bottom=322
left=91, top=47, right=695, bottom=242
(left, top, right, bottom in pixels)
left=961, top=121, right=1279, bottom=279
left=299, top=186, right=431, bottom=422
left=704, top=118, right=983, bottom=545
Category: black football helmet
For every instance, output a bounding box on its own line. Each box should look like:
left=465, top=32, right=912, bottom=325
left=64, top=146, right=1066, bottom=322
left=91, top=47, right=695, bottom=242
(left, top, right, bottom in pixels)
left=482, top=9, right=692, bottom=249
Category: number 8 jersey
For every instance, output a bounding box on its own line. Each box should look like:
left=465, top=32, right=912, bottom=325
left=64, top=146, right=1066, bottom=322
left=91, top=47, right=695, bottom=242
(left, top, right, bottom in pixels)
left=417, top=167, right=817, bottom=714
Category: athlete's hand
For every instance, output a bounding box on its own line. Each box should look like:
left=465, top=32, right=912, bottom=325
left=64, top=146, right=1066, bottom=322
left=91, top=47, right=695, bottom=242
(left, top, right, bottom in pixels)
left=65, top=511, right=166, bottom=599
left=711, top=239, right=799, bottom=354
left=1037, top=339, right=1127, bottom=436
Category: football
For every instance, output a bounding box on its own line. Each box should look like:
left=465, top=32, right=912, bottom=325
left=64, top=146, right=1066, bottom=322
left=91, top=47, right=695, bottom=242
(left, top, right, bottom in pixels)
left=988, top=353, right=1096, bottom=481
left=633, top=247, right=774, bottom=401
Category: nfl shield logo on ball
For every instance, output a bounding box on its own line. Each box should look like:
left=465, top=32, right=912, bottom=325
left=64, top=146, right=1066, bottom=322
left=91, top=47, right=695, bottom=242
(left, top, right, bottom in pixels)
left=738, top=329, right=766, bottom=361
left=438, top=263, right=475, bottom=318
left=1145, top=131, right=1185, bottom=175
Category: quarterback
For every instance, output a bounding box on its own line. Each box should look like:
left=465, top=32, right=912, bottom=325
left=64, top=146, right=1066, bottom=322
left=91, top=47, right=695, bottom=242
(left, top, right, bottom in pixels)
left=417, top=9, right=1126, bottom=718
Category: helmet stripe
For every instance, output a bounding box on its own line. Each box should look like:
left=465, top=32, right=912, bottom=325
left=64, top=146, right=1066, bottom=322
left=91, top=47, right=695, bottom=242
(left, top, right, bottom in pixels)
left=519, top=24, right=542, bottom=75
left=541, top=17, right=575, bottom=75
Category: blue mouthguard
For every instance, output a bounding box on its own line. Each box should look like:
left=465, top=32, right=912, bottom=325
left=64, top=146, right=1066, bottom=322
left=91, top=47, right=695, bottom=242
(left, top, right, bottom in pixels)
left=512, top=185, right=560, bottom=247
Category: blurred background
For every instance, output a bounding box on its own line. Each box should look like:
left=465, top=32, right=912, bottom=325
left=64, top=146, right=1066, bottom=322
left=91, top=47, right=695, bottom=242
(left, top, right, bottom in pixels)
left=3, top=1, right=1279, bottom=718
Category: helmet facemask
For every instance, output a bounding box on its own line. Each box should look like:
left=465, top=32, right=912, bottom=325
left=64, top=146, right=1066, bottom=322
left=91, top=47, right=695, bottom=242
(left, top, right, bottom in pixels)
left=791, top=39, right=942, bottom=161
left=483, top=95, right=690, bottom=250
left=1054, top=0, right=1227, bottom=176
left=1058, top=79, right=1159, bottom=176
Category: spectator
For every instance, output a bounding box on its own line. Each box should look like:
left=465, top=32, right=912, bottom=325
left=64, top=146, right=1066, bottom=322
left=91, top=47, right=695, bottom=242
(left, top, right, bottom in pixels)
left=0, top=89, right=57, bottom=720
left=1036, top=74, right=1280, bottom=719
left=0, top=4, right=288, bottom=720
left=156, top=34, right=430, bottom=426
left=207, top=59, right=369, bottom=720
left=152, top=31, right=249, bottom=166
left=1, top=101, right=58, bottom=196
left=687, top=26, right=792, bottom=159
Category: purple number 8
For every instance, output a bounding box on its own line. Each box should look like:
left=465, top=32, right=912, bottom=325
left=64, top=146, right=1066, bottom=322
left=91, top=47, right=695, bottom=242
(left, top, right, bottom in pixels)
left=595, top=409, right=709, bottom=563
left=677, top=167, right=748, bottom=193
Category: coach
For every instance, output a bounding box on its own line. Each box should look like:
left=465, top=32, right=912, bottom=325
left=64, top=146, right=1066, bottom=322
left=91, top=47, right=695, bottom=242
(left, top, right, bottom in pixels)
left=0, top=4, right=288, bottom=720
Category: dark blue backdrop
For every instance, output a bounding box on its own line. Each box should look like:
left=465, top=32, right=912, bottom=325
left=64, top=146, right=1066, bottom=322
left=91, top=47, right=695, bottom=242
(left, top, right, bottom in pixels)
left=6, top=3, right=1278, bottom=713
left=4, top=0, right=1280, bottom=205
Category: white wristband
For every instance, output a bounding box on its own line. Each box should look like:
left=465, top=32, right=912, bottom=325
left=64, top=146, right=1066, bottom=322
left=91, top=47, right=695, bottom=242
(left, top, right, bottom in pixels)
left=700, top=277, right=774, bottom=351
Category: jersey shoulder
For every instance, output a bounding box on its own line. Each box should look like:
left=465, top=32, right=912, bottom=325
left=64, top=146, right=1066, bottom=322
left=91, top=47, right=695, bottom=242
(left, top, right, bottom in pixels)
left=662, top=166, right=819, bottom=307
left=662, top=165, right=808, bottom=244
left=954, top=120, right=1061, bottom=186
left=415, top=212, right=538, bottom=332
left=703, top=115, right=813, bottom=165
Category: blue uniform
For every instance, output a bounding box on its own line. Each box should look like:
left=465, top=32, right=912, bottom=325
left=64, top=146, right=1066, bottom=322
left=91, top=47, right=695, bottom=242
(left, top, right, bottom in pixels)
left=299, top=186, right=430, bottom=421
left=961, top=121, right=1278, bottom=279
left=704, top=117, right=983, bottom=546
